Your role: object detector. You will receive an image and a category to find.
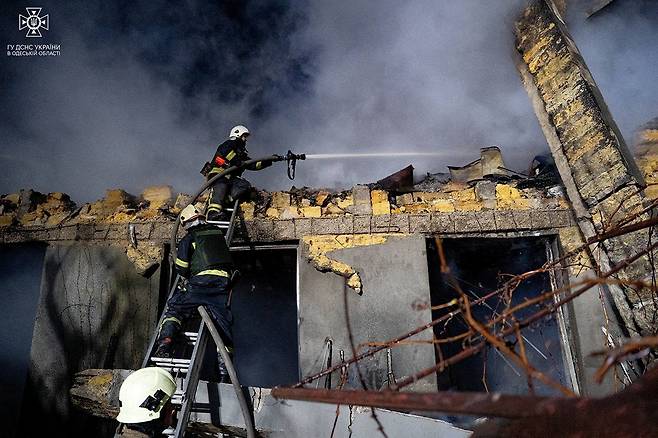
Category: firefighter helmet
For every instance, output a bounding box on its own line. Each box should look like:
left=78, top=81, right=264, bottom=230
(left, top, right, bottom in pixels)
left=116, top=367, right=176, bottom=424
left=229, top=125, right=250, bottom=140
left=180, top=204, right=203, bottom=224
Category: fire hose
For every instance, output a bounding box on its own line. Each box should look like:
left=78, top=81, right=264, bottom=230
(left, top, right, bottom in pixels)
left=165, top=153, right=303, bottom=436
left=170, top=151, right=305, bottom=252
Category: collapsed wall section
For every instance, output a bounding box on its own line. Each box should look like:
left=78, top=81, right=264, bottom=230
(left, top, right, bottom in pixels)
left=515, top=0, right=656, bottom=336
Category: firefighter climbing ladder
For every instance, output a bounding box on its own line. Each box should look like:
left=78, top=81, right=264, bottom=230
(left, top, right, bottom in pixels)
left=114, top=155, right=299, bottom=438
left=116, top=200, right=255, bottom=438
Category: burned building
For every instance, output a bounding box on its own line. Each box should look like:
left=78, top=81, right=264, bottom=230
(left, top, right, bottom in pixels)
left=1, top=1, right=657, bottom=437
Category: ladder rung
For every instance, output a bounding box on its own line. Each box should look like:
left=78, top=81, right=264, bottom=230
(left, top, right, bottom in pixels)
left=151, top=357, right=192, bottom=365
left=206, top=222, right=230, bottom=228
left=183, top=331, right=198, bottom=339
left=153, top=365, right=190, bottom=373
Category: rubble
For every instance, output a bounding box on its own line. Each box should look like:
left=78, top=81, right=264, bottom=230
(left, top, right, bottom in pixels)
left=125, top=243, right=163, bottom=277
left=448, top=146, right=516, bottom=183
left=0, top=144, right=622, bottom=285
left=0, top=163, right=577, bottom=283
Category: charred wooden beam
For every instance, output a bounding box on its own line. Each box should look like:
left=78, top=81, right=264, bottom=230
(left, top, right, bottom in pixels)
left=272, top=386, right=578, bottom=419
left=274, top=367, right=658, bottom=437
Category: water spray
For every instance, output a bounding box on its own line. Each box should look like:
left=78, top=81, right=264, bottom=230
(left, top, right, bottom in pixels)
left=304, top=152, right=452, bottom=159
left=279, top=150, right=472, bottom=180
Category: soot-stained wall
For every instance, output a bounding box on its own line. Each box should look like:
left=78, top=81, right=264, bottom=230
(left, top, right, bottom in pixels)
left=19, top=243, right=161, bottom=438
left=0, top=244, right=47, bottom=438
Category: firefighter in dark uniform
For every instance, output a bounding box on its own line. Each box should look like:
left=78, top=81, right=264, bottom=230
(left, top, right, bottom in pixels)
left=154, top=204, right=234, bottom=379
left=204, top=125, right=273, bottom=221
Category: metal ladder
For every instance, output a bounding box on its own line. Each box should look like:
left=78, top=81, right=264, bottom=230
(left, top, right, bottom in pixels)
left=117, top=200, right=241, bottom=438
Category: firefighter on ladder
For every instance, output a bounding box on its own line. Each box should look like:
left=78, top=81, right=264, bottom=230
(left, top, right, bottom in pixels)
left=154, top=204, right=235, bottom=381
left=203, top=124, right=274, bottom=221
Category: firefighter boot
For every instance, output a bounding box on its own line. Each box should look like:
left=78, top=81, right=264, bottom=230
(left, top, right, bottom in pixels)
left=206, top=208, right=223, bottom=222
left=154, top=337, right=174, bottom=358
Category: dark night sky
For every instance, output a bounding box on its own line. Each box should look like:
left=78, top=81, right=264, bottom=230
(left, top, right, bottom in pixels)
left=1, top=0, right=657, bottom=202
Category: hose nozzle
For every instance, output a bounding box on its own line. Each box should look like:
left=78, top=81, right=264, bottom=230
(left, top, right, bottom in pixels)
left=286, top=149, right=306, bottom=180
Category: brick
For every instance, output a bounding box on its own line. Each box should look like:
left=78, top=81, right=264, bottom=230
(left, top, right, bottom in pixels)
left=27, top=228, right=49, bottom=241
left=300, top=206, right=322, bottom=218
left=92, top=224, right=110, bottom=239
left=294, top=218, right=313, bottom=237
left=530, top=210, right=553, bottom=230
left=315, top=216, right=353, bottom=235
left=475, top=211, right=496, bottom=231
left=430, top=199, right=455, bottom=213
left=2, top=230, right=22, bottom=243
left=454, top=212, right=481, bottom=233
left=280, top=207, right=301, bottom=219
left=353, top=215, right=371, bottom=234
left=105, top=225, right=125, bottom=240
left=348, top=186, right=372, bottom=215
left=245, top=219, right=275, bottom=241
left=322, top=203, right=345, bottom=216
left=512, top=211, right=532, bottom=230
left=76, top=224, right=95, bottom=240
left=551, top=209, right=572, bottom=228
left=315, top=191, right=330, bottom=206
left=272, top=220, right=295, bottom=240
left=396, top=193, right=414, bottom=206
left=371, top=190, right=391, bottom=215
left=271, top=192, right=291, bottom=209
left=371, top=214, right=409, bottom=234
left=56, top=225, right=77, bottom=241
left=475, top=181, right=496, bottom=201
left=494, top=211, right=516, bottom=230
left=430, top=213, right=454, bottom=233
left=409, top=214, right=431, bottom=233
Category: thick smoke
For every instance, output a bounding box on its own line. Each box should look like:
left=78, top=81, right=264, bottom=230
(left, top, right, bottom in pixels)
left=567, top=0, right=658, bottom=148
left=0, top=0, right=656, bottom=202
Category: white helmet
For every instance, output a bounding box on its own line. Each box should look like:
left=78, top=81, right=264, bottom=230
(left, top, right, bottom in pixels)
left=180, top=204, right=203, bottom=224
left=229, top=125, right=250, bottom=140
left=116, top=367, right=176, bottom=424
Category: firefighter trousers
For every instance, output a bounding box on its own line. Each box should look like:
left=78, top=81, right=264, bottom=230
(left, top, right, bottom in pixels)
left=207, top=176, right=251, bottom=215
left=157, top=275, right=233, bottom=349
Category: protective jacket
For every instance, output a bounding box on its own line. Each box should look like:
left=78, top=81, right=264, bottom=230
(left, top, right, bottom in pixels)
left=208, top=138, right=271, bottom=178
left=174, top=224, right=233, bottom=279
